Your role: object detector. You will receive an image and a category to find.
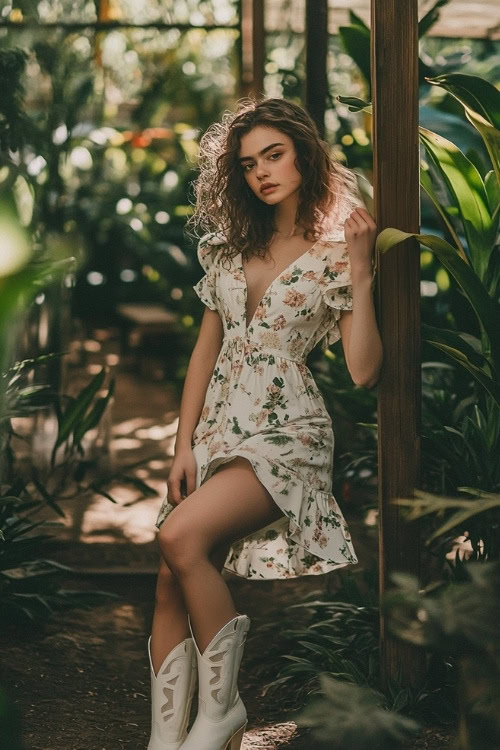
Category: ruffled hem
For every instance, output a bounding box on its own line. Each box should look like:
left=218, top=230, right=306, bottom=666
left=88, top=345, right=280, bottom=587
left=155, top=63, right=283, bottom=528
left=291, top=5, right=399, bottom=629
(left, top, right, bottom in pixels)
left=155, top=450, right=358, bottom=581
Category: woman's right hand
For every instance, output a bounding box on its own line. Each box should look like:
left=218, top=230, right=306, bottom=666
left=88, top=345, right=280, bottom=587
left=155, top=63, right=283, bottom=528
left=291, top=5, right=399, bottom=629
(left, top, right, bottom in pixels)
left=166, top=447, right=198, bottom=506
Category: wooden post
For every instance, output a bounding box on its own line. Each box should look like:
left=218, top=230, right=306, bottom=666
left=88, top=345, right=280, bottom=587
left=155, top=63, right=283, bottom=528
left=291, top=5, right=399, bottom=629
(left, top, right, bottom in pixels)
left=305, top=0, right=328, bottom=137
left=239, top=0, right=265, bottom=99
left=371, top=0, right=424, bottom=687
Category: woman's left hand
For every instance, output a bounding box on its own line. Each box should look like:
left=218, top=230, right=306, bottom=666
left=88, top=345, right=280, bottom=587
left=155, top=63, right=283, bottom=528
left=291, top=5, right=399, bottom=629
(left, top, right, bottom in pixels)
left=344, top=207, right=377, bottom=273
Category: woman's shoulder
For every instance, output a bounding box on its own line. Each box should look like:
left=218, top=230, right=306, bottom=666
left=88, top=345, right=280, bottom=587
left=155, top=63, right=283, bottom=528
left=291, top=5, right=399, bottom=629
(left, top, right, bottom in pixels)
left=198, top=231, right=227, bottom=248
left=196, top=231, right=228, bottom=273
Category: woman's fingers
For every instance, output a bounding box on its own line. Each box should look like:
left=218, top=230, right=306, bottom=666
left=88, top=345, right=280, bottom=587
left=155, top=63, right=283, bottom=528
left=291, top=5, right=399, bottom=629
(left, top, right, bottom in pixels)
left=186, top=469, right=197, bottom=497
left=345, top=207, right=376, bottom=234
left=167, top=473, right=182, bottom=505
left=352, top=206, right=377, bottom=227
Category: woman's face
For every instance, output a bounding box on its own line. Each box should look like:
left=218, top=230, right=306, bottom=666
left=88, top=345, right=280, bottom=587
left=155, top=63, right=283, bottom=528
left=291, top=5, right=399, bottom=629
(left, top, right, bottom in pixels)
left=238, top=126, right=302, bottom=205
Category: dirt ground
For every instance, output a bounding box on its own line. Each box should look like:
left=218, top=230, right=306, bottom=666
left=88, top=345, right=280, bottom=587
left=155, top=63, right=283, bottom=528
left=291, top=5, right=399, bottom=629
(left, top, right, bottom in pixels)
left=1, top=327, right=453, bottom=749
left=1, top=554, right=453, bottom=750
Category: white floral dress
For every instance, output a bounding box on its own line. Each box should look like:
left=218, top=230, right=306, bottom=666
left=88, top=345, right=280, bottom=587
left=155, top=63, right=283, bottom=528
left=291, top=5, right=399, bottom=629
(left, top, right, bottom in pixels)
left=156, top=210, right=362, bottom=579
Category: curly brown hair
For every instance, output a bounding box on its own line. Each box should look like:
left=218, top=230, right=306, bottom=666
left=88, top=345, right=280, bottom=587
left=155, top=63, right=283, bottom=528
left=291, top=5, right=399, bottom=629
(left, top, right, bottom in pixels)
left=187, top=97, right=359, bottom=265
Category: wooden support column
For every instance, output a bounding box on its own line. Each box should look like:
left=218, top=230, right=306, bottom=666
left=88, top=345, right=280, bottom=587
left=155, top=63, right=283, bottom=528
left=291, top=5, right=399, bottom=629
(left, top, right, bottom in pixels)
left=371, top=0, right=424, bottom=687
left=305, top=0, right=328, bottom=137
left=239, top=0, right=265, bottom=98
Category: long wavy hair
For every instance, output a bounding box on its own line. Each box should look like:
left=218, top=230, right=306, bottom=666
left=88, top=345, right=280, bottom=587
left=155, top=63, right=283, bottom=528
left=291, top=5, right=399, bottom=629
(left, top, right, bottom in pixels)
left=187, top=98, right=359, bottom=264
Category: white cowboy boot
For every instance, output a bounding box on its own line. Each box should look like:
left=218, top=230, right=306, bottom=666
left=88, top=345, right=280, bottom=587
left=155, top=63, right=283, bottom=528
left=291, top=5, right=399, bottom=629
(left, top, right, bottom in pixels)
left=179, top=614, right=251, bottom=750
left=147, top=635, right=197, bottom=750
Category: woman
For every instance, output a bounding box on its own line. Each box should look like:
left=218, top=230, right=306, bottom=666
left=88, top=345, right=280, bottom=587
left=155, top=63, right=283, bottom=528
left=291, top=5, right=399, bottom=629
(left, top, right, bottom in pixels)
left=147, top=98, right=383, bottom=750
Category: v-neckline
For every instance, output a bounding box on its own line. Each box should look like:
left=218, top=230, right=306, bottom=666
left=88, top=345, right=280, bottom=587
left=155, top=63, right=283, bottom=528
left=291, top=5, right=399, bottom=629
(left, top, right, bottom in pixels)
left=239, top=240, right=320, bottom=332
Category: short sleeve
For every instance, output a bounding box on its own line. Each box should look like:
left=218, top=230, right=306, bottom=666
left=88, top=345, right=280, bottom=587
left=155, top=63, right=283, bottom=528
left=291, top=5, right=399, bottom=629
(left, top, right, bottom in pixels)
left=319, top=242, right=353, bottom=349
left=192, top=232, right=225, bottom=312
left=318, top=181, right=375, bottom=350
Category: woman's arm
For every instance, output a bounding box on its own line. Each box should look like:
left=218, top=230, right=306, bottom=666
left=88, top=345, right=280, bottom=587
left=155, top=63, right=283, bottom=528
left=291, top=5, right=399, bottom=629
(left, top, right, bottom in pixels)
left=167, top=307, right=223, bottom=503
left=175, top=307, right=224, bottom=452
left=338, top=207, right=383, bottom=388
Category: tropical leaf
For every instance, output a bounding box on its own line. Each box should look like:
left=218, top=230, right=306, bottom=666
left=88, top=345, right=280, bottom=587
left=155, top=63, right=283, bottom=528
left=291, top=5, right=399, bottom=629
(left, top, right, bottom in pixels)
left=426, top=73, right=500, bottom=130
left=419, top=126, right=494, bottom=281
left=422, top=324, right=490, bottom=369
left=52, top=368, right=106, bottom=459
left=376, top=229, right=500, bottom=374
left=422, top=324, right=500, bottom=406
left=426, top=73, right=500, bottom=185
left=73, top=377, right=115, bottom=446
left=336, top=96, right=372, bottom=113
left=465, top=108, right=500, bottom=190
left=395, top=488, right=500, bottom=543
left=419, top=166, right=467, bottom=260
left=338, top=25, right=371, bottom=87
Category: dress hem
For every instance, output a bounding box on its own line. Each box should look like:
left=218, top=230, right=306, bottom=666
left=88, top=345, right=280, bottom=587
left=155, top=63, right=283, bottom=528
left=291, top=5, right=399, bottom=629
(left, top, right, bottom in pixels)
left=155, top=449, right=358, bottom=581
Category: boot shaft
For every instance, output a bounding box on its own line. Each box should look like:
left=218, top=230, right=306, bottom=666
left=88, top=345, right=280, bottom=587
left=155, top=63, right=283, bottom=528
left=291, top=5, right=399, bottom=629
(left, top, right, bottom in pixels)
left=194, top=615, right=250, bottom=721
left=147, top=636, right=197, bottom=749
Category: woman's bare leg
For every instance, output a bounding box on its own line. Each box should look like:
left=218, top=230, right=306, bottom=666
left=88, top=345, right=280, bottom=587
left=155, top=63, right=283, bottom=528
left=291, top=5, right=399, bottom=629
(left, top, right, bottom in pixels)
left=150, top=543, right=229, bottom=675
left=157, top=457, right=284, bottom=652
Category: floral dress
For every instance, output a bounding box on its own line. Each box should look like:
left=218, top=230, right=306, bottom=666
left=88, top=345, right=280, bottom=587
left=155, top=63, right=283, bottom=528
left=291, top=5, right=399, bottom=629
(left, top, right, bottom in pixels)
left=156, top=203, right=363, bottom=580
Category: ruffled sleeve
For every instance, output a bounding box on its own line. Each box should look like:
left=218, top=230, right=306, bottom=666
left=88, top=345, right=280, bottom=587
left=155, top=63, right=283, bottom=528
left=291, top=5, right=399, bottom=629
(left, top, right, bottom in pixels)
left=317, top=182, right=374, bottom=350
left=192, top=232, right=225, bottom=312
left=318, top=242, right=353, bottom=349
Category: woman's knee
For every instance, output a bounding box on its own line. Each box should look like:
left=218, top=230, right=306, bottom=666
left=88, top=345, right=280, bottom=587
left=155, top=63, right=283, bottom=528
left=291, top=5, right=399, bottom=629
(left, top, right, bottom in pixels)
left=157, top=518, right=207, bottom=576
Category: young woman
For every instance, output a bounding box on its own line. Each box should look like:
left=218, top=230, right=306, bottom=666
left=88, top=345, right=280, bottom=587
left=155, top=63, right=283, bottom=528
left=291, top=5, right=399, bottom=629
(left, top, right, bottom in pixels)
left=147, top=98, right=383, bottom=750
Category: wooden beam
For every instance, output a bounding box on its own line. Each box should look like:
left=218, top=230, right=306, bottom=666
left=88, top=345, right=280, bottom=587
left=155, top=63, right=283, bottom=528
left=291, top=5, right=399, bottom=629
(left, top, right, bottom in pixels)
left=239, top=0, right=265, bottom=99
left=371, top=0, right=425, bottom=687
left=305, top=0, right=328, bottom=137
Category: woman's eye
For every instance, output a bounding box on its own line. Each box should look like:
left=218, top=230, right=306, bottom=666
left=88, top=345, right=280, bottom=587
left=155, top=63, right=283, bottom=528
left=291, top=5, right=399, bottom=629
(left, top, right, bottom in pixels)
left=269, top=152, right=281, bottom=160
left=243, top=163, right=253, bottom=172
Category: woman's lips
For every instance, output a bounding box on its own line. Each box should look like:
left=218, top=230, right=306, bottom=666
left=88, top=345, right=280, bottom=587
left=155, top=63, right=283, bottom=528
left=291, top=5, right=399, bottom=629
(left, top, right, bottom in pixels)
left=260, top=184, right=278, bottom=195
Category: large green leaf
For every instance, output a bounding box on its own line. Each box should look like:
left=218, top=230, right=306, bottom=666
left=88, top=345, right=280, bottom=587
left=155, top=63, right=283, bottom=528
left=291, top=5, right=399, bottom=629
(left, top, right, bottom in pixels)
left=419, top=166, right=467, bottom=260
left=419, top=127, right=494, bottom=281
left=426, top=73, right=500, bottom=186
left=339, top=1, right=450, bottom=91
left=338, top=25, right=371, bottom=87
left=376, top=228, right=500, bottom=374
left=465, top=108, right=500, bottom=191
left=425, top=341, right=500, bottom=407
left=422, top=324, right=490, bottom=370
left=426, top=73, right=500, bottom=130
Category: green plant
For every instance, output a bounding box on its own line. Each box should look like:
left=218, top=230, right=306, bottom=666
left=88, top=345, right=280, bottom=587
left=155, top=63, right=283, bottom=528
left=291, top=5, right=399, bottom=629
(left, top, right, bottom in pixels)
left=338, top=1, right=452, bottom=96
left=248, top=571, right=379, bottom=702
left=385, top=563, right=500, bottom=750
left=295, top=675, right=420, bottom=749
left=0, top=357, right=118, bottom=625
left=374, top=74, right=500, bottom=558
left=284, top=525, right=499, bottom=750
left=376, top=73, right=500, bottom=404
left=0, top=200, right=120, bottom=625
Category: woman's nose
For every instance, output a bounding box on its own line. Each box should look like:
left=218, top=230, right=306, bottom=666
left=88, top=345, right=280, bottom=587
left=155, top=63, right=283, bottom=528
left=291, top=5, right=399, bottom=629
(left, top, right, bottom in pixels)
left=255, top=161, right=269, bottom=179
